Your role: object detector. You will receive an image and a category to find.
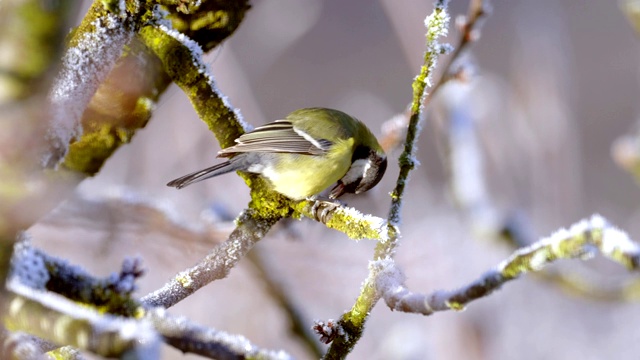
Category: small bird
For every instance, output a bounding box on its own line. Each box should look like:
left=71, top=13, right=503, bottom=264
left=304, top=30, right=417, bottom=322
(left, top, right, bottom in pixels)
left=167, top=108, right=387, bottom=200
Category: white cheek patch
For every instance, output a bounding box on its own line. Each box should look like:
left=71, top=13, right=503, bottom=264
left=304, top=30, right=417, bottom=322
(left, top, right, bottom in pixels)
left=362, top=160, right=372, bottom=177
left=341, top=158, right=369, bottom=184
left=293, top=127, right=328, bottom=152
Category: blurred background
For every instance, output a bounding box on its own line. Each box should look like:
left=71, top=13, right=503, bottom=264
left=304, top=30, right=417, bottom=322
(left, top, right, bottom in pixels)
left=28, top=0, right=640, bottom=359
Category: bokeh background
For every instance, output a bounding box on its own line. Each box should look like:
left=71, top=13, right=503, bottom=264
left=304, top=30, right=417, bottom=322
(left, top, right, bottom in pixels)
left=29, top=0, right=640, bottom=359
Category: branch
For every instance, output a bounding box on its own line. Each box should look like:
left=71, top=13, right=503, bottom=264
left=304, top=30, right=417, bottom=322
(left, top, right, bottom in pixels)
left=292, top=200, right=390, bottom=242
left=0, top=329, right=61, bottom=360
left=5, top=281, right=160, bottom=359
left=138, top=20, right=248, bottom=150
left=246, top=250, right=323, bottom=358
left=375, top=215, right=640, bottom=314
left=146, top=308, right=292, bottom=360
left=60, top=1, right=249, bottom=174
left=141, top=209, right=279, bottom=308
left=323, top=2, right=452, bottom=358
left=46, top=2, right=136, bottom=167
left=11, top=237, right=142, bottom=316
left=378, top=0, right=489, bottom=153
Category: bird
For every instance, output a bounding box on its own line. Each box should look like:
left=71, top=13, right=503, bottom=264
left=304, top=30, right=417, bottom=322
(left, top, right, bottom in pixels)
left=167, top=107, right=387, bottom=200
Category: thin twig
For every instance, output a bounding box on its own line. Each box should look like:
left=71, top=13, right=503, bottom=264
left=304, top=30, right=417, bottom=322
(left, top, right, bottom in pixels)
left=146, top=308, right=291, bottom=360
left=375, top=215, right=640, bottom=314
left=322, top=1, right=452, bottom=358
left=246, top=250, right=324, bottom=359
left=140, top=209, right=279, bottom=308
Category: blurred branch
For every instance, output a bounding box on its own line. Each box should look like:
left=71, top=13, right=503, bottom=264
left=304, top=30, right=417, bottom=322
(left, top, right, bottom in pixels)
left=147, top=307, right=292, bottom=360
left=621, top=0, right=640, bottom=35
left=247, top=250, right=323, bottom=359
left=0, top=1, right=79, bottom=357
left=323, top=2, right=452, bottom=358
left=45, top=2, right=137, bottom=167
left=535, top=269, right=640, bottom=302
left=0, top=0, right=75, bottom=103
left=612, top=134, right=640, bottom=184
left=9, top=234, right=288, bottom=359
left=11, top=237, right=143, bottom=316
left=428, top=0, right=488, bottom=98
left=379, top=108, right=411, bottom=153
left=45, top=346, right=85, bottom=360
left=61, top=1, right=249, bottom=174
left=0, top=330, right=86, bottom=360
left=0, top=330, right=61, bottom=360
left=5, top=281, right=160, bottom=359
left=374, top=215, right=640, bottom=314
left=436, top=14, right=638, bottom=304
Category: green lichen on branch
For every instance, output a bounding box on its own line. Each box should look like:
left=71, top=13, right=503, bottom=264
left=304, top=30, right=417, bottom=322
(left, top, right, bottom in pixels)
left=391, top=0, right=450, bottom=228
left=499, top=215, right=639, bottom=280
left=244, top=174, right=293, bottom=220
left=4, top=285, right=156, bottom=358
left=324, top=2, right=451, bottom=358
left=163, top=0, right=251, bottom=50
left=326, top=212, right=386, bottom=241
left=46, top=346, right=83, bottom=360
left=291, top=201, right=389, bottom=241
left=138, top=24, right=245, bottom=149
left=63, top=96, right=155, bottom=173
left=11, top=240, right=143, bottom=317
left=58, top=1, right=249, bottom=175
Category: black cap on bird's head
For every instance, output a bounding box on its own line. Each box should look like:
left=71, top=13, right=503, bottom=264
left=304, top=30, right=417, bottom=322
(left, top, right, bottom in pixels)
left=329, top=145, right=387, bottom=199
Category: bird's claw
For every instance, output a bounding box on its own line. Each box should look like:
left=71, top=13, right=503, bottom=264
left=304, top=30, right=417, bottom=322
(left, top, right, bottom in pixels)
left=309, top=198, right=344, bottom=223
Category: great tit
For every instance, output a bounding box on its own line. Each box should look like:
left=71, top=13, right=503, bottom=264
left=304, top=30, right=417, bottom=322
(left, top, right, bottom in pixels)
left=167, top=107, right=387, bottom=200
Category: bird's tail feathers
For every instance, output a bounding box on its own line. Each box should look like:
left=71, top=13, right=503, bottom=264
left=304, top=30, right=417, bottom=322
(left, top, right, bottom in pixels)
left=167, top=161, right=242, bottom=189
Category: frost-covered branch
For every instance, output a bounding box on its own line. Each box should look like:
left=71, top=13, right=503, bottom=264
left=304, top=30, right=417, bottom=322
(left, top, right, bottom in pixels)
left=0, top=330, right=87, bottom=360
left=138, top=20, right=248, bottom=150
left=386, top=0, right=452, bottom=230
left=59, top=1, right=249, bottom=175
left=9, top=231, right=292, bottom=359
left=5, top=281, right=160, bottom=359
left=323, top=2, right=452, bottom=358
left=374, top=215, right=640, bottom=315
left=379, top=0, right=489, bottom=153
left=11, top=237, right=143, bottom=316
left=146, top=308, right=292, bottom=360
left=141, top=209, right=279, bottom=308
left=427, top=0, right=488, bottom=98
left=46, top=2, right=136, bottom=167
left=38, top=0, right=248, bottom=173
left=292, top=200, right=390, bottom=242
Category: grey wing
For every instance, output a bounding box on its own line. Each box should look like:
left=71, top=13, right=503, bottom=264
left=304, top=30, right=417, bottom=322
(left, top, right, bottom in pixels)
left=218, top=120, right=333, bottom=157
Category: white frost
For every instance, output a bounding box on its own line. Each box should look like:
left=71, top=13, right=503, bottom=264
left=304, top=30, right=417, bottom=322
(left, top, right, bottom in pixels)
left=47, top=13, right=134, bottom=166
left=156, top=25, right=251, bottom=133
